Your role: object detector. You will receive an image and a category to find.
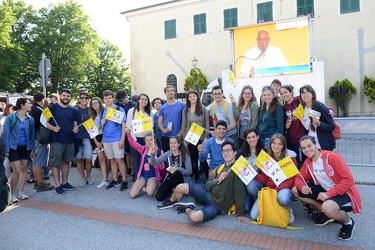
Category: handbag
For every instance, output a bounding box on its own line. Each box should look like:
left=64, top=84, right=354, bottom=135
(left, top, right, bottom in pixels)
left=36, top=126, right=50, bottom=144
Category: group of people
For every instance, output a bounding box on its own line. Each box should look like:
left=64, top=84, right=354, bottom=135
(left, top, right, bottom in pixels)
left=0, top=82, right=362, bottom=241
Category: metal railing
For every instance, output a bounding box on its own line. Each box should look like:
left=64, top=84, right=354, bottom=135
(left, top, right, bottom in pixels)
left=335, top=132, right=375, bottom=167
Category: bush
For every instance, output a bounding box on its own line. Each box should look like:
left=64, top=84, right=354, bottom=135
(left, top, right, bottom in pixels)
left=329, top=78, right=357, bottom=117
left=363, top=75, right=375, bottom=103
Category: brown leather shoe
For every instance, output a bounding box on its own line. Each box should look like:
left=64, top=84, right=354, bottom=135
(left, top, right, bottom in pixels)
left=36, top=182, right=54, bottom=192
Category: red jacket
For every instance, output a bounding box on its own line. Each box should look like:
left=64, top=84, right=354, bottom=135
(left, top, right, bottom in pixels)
left=255, top=157, right=297, bottom=192
left=295, top=150, right=362, bottom=213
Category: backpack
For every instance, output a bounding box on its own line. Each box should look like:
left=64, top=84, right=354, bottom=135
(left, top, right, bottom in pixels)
left=255, top=187, right=303, bottom=229
left=332, top=120, right=341, bottom=140
left=35, top=106, right=50, bottom=144
left=211, top=100, right=230, bottom=119
left=10, top=113, right=33, bottom=130
left=257, top=187, right=289, bottom=228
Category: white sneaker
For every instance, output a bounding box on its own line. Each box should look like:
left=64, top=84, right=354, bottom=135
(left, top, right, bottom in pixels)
left=97, top=179, right=109, bottom=189
left=79, top=178, right=87, bottom=187
left=86, top=177, right=94, bottom=185
left=18, top=192, right=29, bottom=200
left=142, top=187, right=146, bottom=192
left=288, top=207, right=295, bottom=224
left=11, top=194, right=19, bottom=204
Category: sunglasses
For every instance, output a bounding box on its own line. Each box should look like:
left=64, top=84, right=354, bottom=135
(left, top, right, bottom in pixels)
left=80, top=96, right=89, bottom=100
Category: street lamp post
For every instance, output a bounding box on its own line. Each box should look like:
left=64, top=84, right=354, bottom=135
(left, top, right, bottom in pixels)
left=191, top=57, right=201, bottom=91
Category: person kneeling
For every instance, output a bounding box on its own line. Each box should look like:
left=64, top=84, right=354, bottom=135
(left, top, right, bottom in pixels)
left=292, top=135, right=362, bottom=240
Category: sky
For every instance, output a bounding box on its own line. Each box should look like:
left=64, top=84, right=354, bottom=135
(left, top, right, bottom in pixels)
left=22, top=0, right=166, bottom=60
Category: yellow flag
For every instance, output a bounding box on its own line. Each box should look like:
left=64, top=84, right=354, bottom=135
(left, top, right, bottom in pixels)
left=135, top=110, right=146, bottom=119
left=82, top=118, right=99, bottom=139
left=42, top=107, right=53, bottom=119
left=255, top=149, right=272, bottom=171
left=142, top=117, right=153, bottom=132
left=278, top=156, right=299, bottom=179
left=184, top=123, right=204, bottom=145
left=294, top=104, right=305, bottom=122
left=228, top=69, right=236, bottom=83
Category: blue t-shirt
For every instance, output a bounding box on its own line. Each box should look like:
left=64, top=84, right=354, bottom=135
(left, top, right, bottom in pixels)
left=159, top=101, right=185, bottom=137
left=141, top=154, right=156, bottom=178
left=48, top=103, right=79, bottom=144
left=101, top=105, right=127, bottom=143
left=17, top=121, right=27, bottom=146
left=75, top=106, right=91, bottom=139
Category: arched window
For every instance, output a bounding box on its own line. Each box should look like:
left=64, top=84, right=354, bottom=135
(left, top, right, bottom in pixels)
left=166, top=74, right=178, bottom=92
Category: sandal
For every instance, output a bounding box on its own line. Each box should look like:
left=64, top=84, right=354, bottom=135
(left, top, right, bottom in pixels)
left=26, top=179, right=35, bottom=184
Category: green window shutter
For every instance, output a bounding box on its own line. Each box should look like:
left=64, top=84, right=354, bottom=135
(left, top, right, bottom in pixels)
left=340, top=0, right=360, bottom=14
left=257, top=2, right=273, bottom=23
left=297, top=0, right=314, bottom=16
left=194, top=13, right=207, bottom=35
left=224, top=8, right=238, bottom=29
left=164, top=19, right=176, bottom=39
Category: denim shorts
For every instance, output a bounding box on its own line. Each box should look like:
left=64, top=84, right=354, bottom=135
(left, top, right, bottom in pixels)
left=33, top=140, right=49, bottom=167
left=75, top=138, right=93, bottom=160
left=188, top=183, right=221, bottom=222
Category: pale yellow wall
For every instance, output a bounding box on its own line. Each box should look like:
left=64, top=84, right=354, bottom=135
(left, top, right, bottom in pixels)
left=125, top=0, right=375, bottom=114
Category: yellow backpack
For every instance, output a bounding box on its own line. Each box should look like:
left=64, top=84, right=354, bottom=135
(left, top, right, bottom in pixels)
left=211, top=100, right=230, bottom=119
left=255, top=187, right=303, bottom=229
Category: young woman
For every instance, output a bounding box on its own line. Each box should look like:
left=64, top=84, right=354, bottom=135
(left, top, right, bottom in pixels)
left=257, top=86, right=284, bottom=151
left=181, top=90, right=209, bottom=182
left=125, top=93, right=153, bottom=179
left=299, top=85, right=336, bottom=150
left=2, top=98, right=35, bottom=203
left=247, top=133, right=297, bottom=223
left=233, top=85, right=260, bottom=147
left=128, top=133, right=165, bottom=199
left=0, top=103, right=15, bottom=126
left=90, top=97, right=110, bottom=189
left=279, top=85, right=306, bottom=167
left=152, top=97, right=165, bottom=150
left=240, top=128, right=265, bottom=212
left=150, top=136, right=192, bottom=206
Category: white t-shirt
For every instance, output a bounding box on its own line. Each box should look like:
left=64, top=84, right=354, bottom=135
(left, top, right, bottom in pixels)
left=312, top=155, right=335, bottom=191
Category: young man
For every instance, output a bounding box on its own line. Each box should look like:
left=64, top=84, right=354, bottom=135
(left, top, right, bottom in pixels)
left=74, top=91, right=94, bottom=187
left=209, top=85, right=238, bottom=147
left=158, top=85, right=185, bottom=152
left=100, top=90, right=128, bottom=191
left=198, top=120, right=234, bottom=179
left=30, top=92, right=54, bottom=192
left=114, top=89, right=136, bottom=179
left=162, top=141, right=250, bottom=224
left=293, top=135, right=362, bottom=240
left=46, top=88, right=79, bottom=195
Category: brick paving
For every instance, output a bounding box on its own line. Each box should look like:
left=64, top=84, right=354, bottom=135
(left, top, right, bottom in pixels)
left=19, top=199, right=363, bottom=250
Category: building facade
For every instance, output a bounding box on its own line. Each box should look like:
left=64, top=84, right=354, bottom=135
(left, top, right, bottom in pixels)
left=123, top=0, right=375, bottom=115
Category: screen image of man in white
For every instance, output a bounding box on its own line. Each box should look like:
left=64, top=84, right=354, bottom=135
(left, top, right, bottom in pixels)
left=239, top=29, right=289, bottom=78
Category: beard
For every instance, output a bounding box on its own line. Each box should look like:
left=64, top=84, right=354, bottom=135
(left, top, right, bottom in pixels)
left=60, top=98, right=71, bottom=105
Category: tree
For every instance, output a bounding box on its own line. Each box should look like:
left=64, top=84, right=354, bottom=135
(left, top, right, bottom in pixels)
left=0, top=3, right=15, bottom=48
left=363, top=75, right=375, bottom=103
left=25, top=0, right=100, bottom=93
left=329, top=78, right=357, bottom=117
left=184, top=68, right=209, bottom=94
left=84, top=40, right=130, bottom=98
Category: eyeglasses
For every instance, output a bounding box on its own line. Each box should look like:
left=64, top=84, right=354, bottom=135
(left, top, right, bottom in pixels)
left=243, top=92, right=252, bottom=95
left=257, top=38, right=269, bottom=42
left=222, top=149, right=233, bottom=154
left=80, top=97, right=89, bottom=100
left=212, top=93, right=223, bottom=96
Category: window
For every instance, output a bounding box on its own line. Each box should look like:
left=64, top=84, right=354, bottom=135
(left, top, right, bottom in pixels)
left=166, top=74, right=178, bottom=92
left=193, top=13, right=206, bottom=35
left=257, top=2, right=273, bottom=23
left=164, top=19, right=176, bottom=39
left=340, top=0, right=360, bottom=14
left=297, top=0, right=314, bottom=16
left=224, top=8, right=238, bottom=29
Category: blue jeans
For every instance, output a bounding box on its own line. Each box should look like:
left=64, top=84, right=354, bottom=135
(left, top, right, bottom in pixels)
left=188, top=183, right=221, bottom=222
left=262, top=138, right=270, bottom=152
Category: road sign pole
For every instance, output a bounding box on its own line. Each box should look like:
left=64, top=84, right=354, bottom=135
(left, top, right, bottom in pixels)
left=42, top=53, right=46, bottom=97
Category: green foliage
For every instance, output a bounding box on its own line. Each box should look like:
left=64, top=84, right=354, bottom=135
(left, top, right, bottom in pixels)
left=184, top=68, right=209, bottom=94
left=363, top=75, right=375, bottom=103
left=329, top=78, right=357, bottom=117
left=0, top=3, right=15, bottom=48
left=84, top=40, right=130, bottom=99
